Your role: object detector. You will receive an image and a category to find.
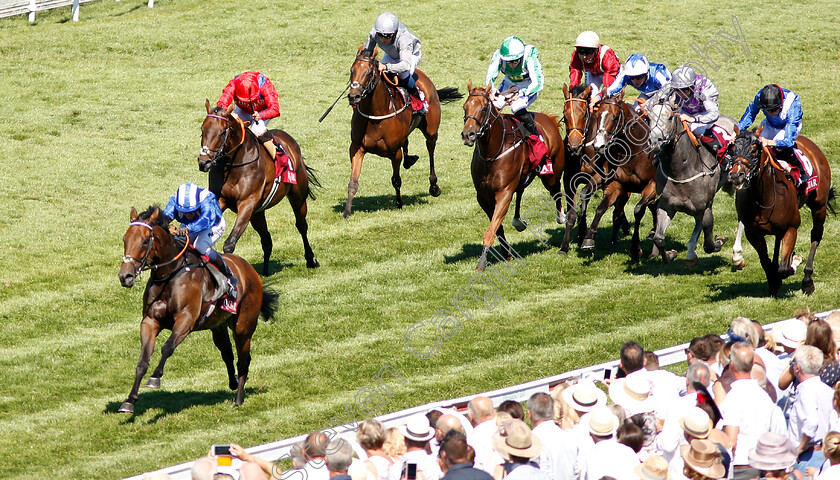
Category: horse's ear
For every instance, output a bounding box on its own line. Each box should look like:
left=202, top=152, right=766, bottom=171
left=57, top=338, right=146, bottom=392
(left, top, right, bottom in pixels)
left=130, top=207, right=138, bottom=222
left=205, top=99, right=212, bottom=114
left=372, top=45, right=378, bottom=58
left=562, top=83, right=569, bottom=99
left=618, top=88, right=625, bottom=100
left=485, top=82, right=492, bottom=92
left=582, top=85, right=591, bottom=99
left=225, top=103, right=235, bottom=115
left=467, top=79, right=473, bottom=91
left=357, top=44, right=364, bottom=56
left=149, top=208, right=159, bottom=223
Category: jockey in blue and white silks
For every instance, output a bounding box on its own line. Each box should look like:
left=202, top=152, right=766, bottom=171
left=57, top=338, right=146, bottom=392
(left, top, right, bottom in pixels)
left=163, top=183, right=238, bottom=299
left=606, top=54, right=671, bottom=109
left=738, top=84, right=806, bottom=185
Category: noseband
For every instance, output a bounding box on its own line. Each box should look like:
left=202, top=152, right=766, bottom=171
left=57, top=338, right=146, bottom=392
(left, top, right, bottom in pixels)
left=350, top=56, right=380, bottom=101
left=564, top=97, right=591, bottom=146
left=730, top=140, right=763, bottom=188
left=464, top=92, right=499, bottom=139
left=200, top=114, right=249, bottom=168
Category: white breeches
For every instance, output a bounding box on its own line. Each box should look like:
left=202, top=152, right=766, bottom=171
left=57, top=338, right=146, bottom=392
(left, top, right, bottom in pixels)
left=382, top=51, right=422, bottom=79
left=192, top=218, right=226, bottom=256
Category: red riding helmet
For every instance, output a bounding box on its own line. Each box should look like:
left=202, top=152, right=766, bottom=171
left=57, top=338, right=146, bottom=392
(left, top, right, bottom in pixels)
left=234, top=76, right=260, bottom=104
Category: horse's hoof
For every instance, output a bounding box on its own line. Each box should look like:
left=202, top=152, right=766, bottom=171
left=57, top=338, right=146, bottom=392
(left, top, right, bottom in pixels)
left=429, top=184, right=441, bottom=197
left=664, top=250, right=678, bottom=263
left=686, top=257, right=699, bottom=269
left=229, top=379, right=239, bottom=391
left=715, top=235, right=729, bottom=249
left=511, top=217, right=527, bottom=232
left=791, top=254, right=803, bottom=270
left=556, top=212, right=566, bottom=225
left=118, top=402, right=135, bottom=414
left=557, top=249, right=568, bottom=256
left=403, top=155, right=419, bottom=169
left=145, top=377, right=161, bottom=389
left=342, top=210, right=352, bottom=219
left=631, top=247, right=642, bottom=261
left=733, top=257, right=745, bottom=270
left=307, top=258, right=320, bottom=268
left=802, top=280, right=815, bottom=296
left=646, top=229, right=655, bottom=240
left=581, top=238, right=595, bottom=250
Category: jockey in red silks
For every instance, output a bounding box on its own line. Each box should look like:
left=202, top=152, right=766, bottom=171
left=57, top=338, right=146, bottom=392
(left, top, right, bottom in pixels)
left=569, top=31, right=622, bottom=106
left=217, top=72, right=296, bottom=185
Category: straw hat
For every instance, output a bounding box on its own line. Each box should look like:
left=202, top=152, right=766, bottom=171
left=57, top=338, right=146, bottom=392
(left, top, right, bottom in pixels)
left=772, top=320, right=807, bottom=350
left=635, top=455, right=671, bottom=480
left=681, top=439, right=726, bottom=480
left=563, top=380, right=608, bottom=413
left=587, top=406, right=620, bottom=437
left=609, top=374, right=656, bottom=415
left=492, top=419, right=542, bottom=460
left=748, top=432, right=797, bottom=471
left=400, top=413, right=434, bottom=442
left=679, top=407, right=712, bottom=439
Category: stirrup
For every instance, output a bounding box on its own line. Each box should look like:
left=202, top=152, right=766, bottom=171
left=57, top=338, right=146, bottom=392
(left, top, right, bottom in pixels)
left=226, top=277, right=238, bottom=300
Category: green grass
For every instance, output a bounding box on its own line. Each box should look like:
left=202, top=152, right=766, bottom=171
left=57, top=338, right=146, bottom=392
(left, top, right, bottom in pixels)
left=1, top=0, right=839, bottom=478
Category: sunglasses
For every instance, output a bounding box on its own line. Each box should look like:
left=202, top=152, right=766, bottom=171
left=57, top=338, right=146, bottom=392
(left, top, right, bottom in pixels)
left=378, top=32, right=395, bottom=38
left=577, top=48, right=597, bottom=56
left=764, top=107, right=781, bottom=115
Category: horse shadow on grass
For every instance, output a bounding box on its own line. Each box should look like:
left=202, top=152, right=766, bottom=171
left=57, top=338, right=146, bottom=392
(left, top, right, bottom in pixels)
left=331, top=193, right=430, bottom=215
left=258, top=260, right=295, bottom=276
left=707, top=279, right=799, bottom=301
left=103, top=387, right=261, bottom=424
left=443, top=226, right=567, bottom=264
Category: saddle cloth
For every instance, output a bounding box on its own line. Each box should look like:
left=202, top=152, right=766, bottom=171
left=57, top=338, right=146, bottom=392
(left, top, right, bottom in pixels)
left=397, top=86, right=428, bottom=113
left=777, top=149, right=817, bottom=194
left=507, top=114, right=550, bottom=172
left=197, top=254, right=239, bottom=314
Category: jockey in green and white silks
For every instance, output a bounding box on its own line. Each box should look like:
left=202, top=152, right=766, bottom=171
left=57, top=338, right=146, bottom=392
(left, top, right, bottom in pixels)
left=363, top=12, right=425, bottom=109
left=485, top=36, right=552, bottom=176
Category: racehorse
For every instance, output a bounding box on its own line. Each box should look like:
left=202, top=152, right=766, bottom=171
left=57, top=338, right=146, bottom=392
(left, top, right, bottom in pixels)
left=583, top=90, right=658, bottom=259
left=199, top=101, right=321, bottom=274
left=559, top=85, right=631, bottom=254
left=646, top=93, right=734, bottom=267
left=728, top=129, right=833, bottom=296
left=345, top=45, right=462, bottom=218
left=461, top=81, right=566, bottom=271
left=117, top=206, right=279, bottom=414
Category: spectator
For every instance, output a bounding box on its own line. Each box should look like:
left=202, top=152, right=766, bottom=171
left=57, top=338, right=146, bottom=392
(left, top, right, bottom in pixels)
left=385, top=428, right=407, bottom=462
left=429, top=410, right=445, bottom=430
left=618, top=420, right=645, bottom=455
left=619, top=341, right=647, bottom=378
left=668, top=407, right=730, bottom=480
left=388, top=414, right=441, bottom=480
left=304, top=431, right=332, bottom=480
left=806, top=319, right=840, bottom=387
left=635, top=455, right=670, bottom=480
left=439, top=431, right=493, bottom=480
left=746, top=432, right=797, bottom=480
left=491, top=419, right=546, bottom=480
left=580, top=406, right=639, bottom=480
left=562, top=380, right=607, bottom=418
left=644, top=352, right=686, bottom=418
left=431, top=414, right=468, bottom=458
left=681, top=439, right=726, bottom=480
left=358, top=419, right=395, bottom=480
left=327, top=439, right=354, bottom=480
left=773, top=320, right=807, bottom=357
left=609, top=404, right=628, bottom=426
left=230, top=443, right=283, bottom=478
left=191, top=457, right=217, bottom=480
left=787, top=345, right=834, bottom=475
left=832, top=383, right=840, bottom=433
left=526, top=392, right=578, bottom=480
left=751, top=320, right=787, bottom=401
left=240, top=461, right=268, bottom=480
left=703, top=335, right=725, bottom=377
left=609, top=374, right=657, bottom=418
left=549, top=383, right=579, bottom=430
left=468, top=397, right=503, bottom=476
left=809, top=431, right=840, bottom=480
left=497, top=401, right=525, bottom=421
left=656, top=363, right=713, bottom=462
left=825, top=311, right=840, bottom=353
left=719, top=342, right=782, bottom=480
left=686, top=337, right=713, bottom=366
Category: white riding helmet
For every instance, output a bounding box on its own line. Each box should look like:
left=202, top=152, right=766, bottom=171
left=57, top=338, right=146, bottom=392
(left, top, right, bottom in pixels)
left=670, top=65, right=697, bottom=89
left=575, top=31, right=601, bottom=49
left=174, top=182, right=210, bottom=213
left=624, top=54, right=650, bottom=77
left=499, top=36, right=526, bottom=61
left=374, top=12, right=400, bottom=35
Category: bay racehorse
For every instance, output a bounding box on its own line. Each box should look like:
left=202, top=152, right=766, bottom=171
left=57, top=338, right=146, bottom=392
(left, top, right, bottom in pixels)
left=646, top=93, right=734, bottom=267
left=118, top=206, right=279, bottom=413
left=559, top=85, right=631, bottom=254
left=462, top=82, right=566, bottom=271
left=200, top=100, right=321, bottom=274
left=728, top=129, right=833, bottom=295
left=345, top=45, right=462, bottom=218
left=584, top=90, right=658, bottom=259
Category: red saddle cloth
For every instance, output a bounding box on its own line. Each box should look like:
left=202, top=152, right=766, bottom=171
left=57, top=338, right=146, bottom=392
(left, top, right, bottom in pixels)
left=701, top=126, right=731, bottom=163
left=508, top=115, right=552, bottom=175
left=273, top=148, right=296, bottom=185
left=786, top=166, right=819, bottom=195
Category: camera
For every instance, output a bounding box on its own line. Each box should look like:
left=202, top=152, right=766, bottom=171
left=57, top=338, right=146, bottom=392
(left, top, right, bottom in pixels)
left=213, top=445, right=232, bottom=456
left=402, top=462, right=417, bottom=480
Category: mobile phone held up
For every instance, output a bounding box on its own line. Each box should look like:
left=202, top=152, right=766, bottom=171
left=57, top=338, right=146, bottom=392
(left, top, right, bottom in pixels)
left=402, top=462, right=417, bottom=480
left=212, top=445, right=233, bottom=466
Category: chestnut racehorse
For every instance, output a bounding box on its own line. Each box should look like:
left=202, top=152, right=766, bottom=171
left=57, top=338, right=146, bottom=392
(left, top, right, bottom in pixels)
left=462, top=82, right=566, bottom=271
left=199, top=101, right=321, bottom=274
left=117, top=206, right=279, bottom=414
left=345, top=46, right=462, bottom=218
left=728, top=129, right=833, bottom=296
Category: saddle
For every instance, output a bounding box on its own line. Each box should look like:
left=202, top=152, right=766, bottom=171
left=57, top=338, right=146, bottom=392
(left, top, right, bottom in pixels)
left=187, top=250, right=239, bottom=315
left=771, top=148, right=818, bottom=195
left=508, top=114, right=550, bottom=174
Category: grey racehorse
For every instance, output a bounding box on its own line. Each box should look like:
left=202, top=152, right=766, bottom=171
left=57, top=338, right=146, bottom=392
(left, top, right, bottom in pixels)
left=646, top=94, right=737, bottom=267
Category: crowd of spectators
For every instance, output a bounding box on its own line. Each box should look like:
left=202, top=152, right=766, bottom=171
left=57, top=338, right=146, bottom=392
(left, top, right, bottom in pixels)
left=142, top=310, right=840, bottom=480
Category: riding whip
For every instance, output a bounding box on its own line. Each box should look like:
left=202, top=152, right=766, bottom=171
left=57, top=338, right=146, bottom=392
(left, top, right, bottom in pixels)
left=319, top=81, right=351, bottom=123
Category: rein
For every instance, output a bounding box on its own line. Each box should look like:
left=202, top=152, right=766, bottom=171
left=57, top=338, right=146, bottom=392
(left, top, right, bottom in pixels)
left=122, top=221, right=190, bottom=279
left=464, top=92, right=524, bottom=162
left=656, top=113, right=718, bottom=184
left=595, top=97, right=626, bottom=149
left=202, top=113, right=252, bottom=168
left=564, top=97, right=593, bottom=147
left=350, top=56, right=408, bottom=120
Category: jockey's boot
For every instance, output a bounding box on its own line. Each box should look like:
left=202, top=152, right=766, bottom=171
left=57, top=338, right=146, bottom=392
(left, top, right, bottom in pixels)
left=515, top=109, right=553, bottom=177
left=700, top=131, right=723, bottom=161
left=209, top=251, right=238, bottom=300
left=777, top=147, right=807, bottom=187
left=257, top=132, right=277, bottom=161
left=404, top=74, right=426, bottom=113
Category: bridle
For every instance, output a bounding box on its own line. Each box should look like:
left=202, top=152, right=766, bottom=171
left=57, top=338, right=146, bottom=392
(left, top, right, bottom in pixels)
left=350, top=56, right=381, bottom=102
left=595, top=96, right=626, bottom=145
left=122, top=221, right=190, bottom=279
left=564, top=97, right=591, bottom=148
left=730, top=138, right=764, bottom=190
left=200, top=114, right=249, bottom=169
left=463, top=91, right=522, bottom=162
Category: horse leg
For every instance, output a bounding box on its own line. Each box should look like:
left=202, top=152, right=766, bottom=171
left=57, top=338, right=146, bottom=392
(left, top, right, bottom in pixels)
left=630, top=183, right=657, bottom=260
left=211, top=325, right=238, bottom=391
left=511, top=187, right=527, bottom=232
left=802, top=205, right=827, bottom=295
left=577, top=185, right=592, bottom=245
left=147, top=317, right=194, bottom=387
left=231, top=327, right=253, bottom=407
left=426, top=132, right=441, bottom=197
left=684, top=216, right=704, bottom=269
left=402, top=138, right=419, bottom=170
left=611, top=191, right=631, bottom=247
left=390, top=151, right=403, bottom=209
left=747, top=229, right=780, bottom=296
left=559, top=173, right=580, bottom=255
left=652, top=203, right=678, bottom=263
left=479, top=189, right=515, bottom=271
left=223, top=199, right=258, bottom=254
left=248, top=210, right=273, bottom=275
left=701, top=207, right=728, bottom=254
left=732, top=221, right=746, bottom=270
left=344, top=144, right=364, bottom=218
left=582, top=182, right=622, bottom=250
left=777, top=226, right=798, bottom=280
left=119, top=319, right=160, bottom=414
left=287, top=185, right=319, bottom=268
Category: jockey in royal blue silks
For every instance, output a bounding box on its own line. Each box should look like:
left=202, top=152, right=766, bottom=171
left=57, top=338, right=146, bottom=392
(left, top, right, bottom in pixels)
left=163, top=183, right=238, bottom=299
left=605, top=53, right=671, bottom=111
left=737, top=84, right=807, bottom=186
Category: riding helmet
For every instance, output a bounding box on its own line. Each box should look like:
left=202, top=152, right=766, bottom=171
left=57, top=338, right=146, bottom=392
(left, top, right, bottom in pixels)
left=758, top=84, right=783, bottom=111
left=234, top=75, right=260, bottom=104
left=174, top=183, right=210, bottom=213
left=575, top=31, right=601, bottom=49
left=624, top=54, right=650, bottom=77
left=670, top=65, right=696, bottom=90
left=499, top=36, right=526, bottom=61
left=374, top=12, right=399, bottom=35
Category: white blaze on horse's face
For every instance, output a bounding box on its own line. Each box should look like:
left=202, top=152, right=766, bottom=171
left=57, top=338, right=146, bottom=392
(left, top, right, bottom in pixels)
left=593, top=108, right=609, bottom=150
left=200, top=145, right=211, bottom=156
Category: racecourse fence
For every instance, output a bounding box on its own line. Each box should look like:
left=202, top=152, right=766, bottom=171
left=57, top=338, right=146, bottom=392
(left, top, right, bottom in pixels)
left=123, top=309, right=839, bottom=480
left=0, top=0, right=152, bottom=22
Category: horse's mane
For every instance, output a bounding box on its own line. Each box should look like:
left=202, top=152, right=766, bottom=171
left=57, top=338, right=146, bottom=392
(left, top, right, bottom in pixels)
left=569, top=85, right=588, bottom=97
left=211, top=105, right=227, bottom=116
left=138, top=205, right=173, bottom=228
left=545, top=114, right=562, bottom=131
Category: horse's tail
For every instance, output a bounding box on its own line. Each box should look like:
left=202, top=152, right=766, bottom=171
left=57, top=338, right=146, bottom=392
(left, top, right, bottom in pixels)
left=260, top=287, right=280, bottom=322
left=437, top=87, right=464, bottom=104
left=827, top=187, right=837, bottom=216
left=300, top=156, right=323, bottom=201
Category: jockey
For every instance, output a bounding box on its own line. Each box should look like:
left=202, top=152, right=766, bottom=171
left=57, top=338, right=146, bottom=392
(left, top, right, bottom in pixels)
left=363, top=12, right=426, bottom=112
left=163, top=183, right=238, bottom=300
left=569, top=31, right=622, bottom=106
left=605, top=53, right=671, bottom=110
left=485, top=36, right=552, bottom=176
left=668, top=65, right=727, bottom=161
left=737, top=84, right=807, bottom=186
left=217, top=72, right=295, bottom=185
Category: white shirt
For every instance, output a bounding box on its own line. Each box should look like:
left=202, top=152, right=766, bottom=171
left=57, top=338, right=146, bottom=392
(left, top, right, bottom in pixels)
left=581, top=439, right=640, bottom=480
left=304, top=460, right=331, bottom=480
left=367, top=455, right=394, bottom=480
left=655, top=393, right=698, bottom=462
left=815, top=464, right=840, bottom=480
left=468, top=419, right=503, bottom=476
left=787, top=376, right=834, bottom=447
left=719, top=379, right=777, bottom=466
left=830, top=409, right=840, bottom=433
left=755, top=347, right=787, bottom=400
left=531, top=420, right=578, bottom=480
left=388, top=449, right=441, bottom=480
left=646, top=369, right=686, bottom=417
